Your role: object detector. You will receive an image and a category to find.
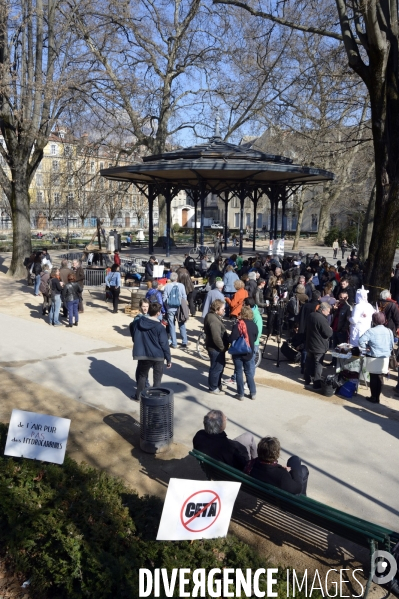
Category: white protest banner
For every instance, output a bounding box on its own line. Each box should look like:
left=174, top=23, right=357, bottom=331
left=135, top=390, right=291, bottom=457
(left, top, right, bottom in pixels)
left=156, top=478, right=241, bottom=541
left=277, top=238, right=285, bottom=256
left=153, top=264, right=164, bottom=278
left=4, top=409, right=71, bottom=465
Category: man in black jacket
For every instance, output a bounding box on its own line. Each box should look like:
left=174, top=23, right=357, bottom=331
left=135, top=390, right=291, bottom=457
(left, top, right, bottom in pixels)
left=304, top=302, right=333, bottom=390
left=334, top=277, right=355, bottom=306
left=144, top=255, right=156, bottom=288
left=193, top=409, right=256, bottom=470
left=204, top=299, right=229, bottom=394
left=331, top=291, right=351, bottom=364
left=130, top=302, right=171, bottom=400
left=379, top=290, right=399, bottom=336
left=298, top=290, right=321, bottom=335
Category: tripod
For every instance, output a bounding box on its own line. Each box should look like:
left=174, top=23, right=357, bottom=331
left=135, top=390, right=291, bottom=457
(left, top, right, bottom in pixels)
left=262, top=300, right=288, bottom=367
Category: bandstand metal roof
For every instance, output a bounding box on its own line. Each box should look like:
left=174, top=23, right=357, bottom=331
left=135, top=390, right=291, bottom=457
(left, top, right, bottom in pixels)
left=100, top=128, right=334, bottom=256
left=100, top=134, right=334, bottom=193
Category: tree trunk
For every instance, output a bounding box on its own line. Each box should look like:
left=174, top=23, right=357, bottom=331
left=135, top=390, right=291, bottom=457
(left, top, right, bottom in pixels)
left=316, top=197, right=331, bottom=244
left=364, top=63, right=399, bottom=302
left=8, top=173, right=32, bottom=278
left=358, top=183, right=376, bottom=262
left=155, top=193, right=175, bottom=248
left=292, top=196, right=305, bottom=250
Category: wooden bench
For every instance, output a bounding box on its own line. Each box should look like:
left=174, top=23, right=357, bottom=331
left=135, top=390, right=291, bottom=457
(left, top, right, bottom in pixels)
left=190, top=449, right=399, bottom=598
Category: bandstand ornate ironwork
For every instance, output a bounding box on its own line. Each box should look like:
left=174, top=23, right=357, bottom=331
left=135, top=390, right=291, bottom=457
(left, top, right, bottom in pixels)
left=100, top=126, right=334, bottom=257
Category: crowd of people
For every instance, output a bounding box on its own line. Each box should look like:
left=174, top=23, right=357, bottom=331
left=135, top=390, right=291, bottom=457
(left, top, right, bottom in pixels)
left=133, top=246, right=399, bottom=405
left=25, top=241, right=399, bottom=407
left=25, top=251, right=85, bottom=327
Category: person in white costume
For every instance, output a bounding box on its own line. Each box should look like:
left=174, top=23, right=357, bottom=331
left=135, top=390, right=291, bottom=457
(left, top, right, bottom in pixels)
left=349, top=287, right=375, bottom=346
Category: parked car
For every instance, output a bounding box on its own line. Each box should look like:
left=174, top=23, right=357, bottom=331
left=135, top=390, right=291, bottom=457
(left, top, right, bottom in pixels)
left=210, top=222, right=224, bottom=229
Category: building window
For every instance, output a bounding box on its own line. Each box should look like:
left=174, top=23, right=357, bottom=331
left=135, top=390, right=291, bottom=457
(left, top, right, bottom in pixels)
left=330, top=214, right=337, bottom=227
left=234, top=213, right=240, bottom=227
left=64, top=145, right=72, bottom=157
left=67, top=192, right=74, bottom=202
left=36, top=174, right=43, bottom=186
left=311, top=214, right=318, bottom=231
left=52, top=160, right=59, bottom=171
left=51, top=144, right=57, bottom=155
left=100, top=162, right=104, bottom=170
left=246, top=213, right=251, bottom=225
left=90, top=162, right=95, bottom=174
left=232, top=197, right=238, bottom=209
left=54, top=193, right=60, bottom=206
left=37, top=191, right=43, bottom=203
left=257, top=213, right=263, bottom=228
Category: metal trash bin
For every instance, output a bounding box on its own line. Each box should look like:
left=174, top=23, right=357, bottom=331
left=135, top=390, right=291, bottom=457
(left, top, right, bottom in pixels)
left=140, top=387, right=174, bottom=453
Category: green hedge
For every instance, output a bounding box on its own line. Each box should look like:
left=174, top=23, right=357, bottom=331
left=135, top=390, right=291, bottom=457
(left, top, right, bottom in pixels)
left=0, top=423, right=319, bottom=599
left=324, top=226, right=358, bottom=247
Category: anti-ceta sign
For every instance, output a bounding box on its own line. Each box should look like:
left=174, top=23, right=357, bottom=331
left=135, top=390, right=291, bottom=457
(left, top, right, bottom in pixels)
left=4, top=409, right=71, bottom=465
left=157, top=478, right=241, bottom=541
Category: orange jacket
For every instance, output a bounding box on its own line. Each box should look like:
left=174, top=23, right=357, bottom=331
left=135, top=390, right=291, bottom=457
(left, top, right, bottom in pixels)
left=226, top=288, right=248, bottom=317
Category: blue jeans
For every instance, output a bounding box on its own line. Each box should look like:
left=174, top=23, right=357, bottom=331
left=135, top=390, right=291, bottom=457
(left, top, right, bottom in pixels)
left=208, top=349, right=226, bottom=391
left=67, top=299, right=79, bottom=324
left=233, top=355, right=256, bottom=397
left=166, top=310, right=187, bottom=346
left=34, top=274, right=41, bottom=295
left=49, top=294, right=62, bottom=325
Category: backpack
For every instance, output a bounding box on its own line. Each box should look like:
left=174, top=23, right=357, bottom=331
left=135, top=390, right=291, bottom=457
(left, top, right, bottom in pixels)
left=287, top=295, right=300, bottom=317
left=167, top=284, right=181, bottom=308
left=147, top=289, right=160, bottom=303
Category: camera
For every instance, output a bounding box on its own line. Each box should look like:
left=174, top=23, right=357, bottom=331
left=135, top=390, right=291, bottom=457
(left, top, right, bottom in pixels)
left=276, top=283, right=288, bottom=299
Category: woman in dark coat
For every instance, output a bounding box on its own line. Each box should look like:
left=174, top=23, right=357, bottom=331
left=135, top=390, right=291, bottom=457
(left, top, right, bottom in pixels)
left=62, top=273, right=81, bottom=327
left=32, top=253, right=43, bottom=296
left=178, top=269, right=195, bottom=316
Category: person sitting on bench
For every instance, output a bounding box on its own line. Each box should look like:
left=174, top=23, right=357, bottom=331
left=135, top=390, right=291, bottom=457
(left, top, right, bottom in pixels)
left=193, top=409, right=256, bottom=471
left=246, top=436, right=309, bottom=495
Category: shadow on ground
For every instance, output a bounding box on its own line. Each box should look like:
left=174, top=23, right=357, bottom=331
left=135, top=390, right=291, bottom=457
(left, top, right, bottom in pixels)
left=103, top=411, right=374, bottom=596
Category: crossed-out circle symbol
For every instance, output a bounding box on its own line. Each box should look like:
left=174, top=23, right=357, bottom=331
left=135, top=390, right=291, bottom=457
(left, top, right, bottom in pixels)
left=180, top=490, right=221, bottom=533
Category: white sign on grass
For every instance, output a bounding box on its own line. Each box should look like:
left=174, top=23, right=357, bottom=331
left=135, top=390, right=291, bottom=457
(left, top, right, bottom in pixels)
left=156, top=478, right=241, bottom=541
left=4, top=409, right=71, bottom=464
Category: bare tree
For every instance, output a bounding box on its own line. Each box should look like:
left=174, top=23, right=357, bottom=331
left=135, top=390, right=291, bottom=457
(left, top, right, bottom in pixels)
left=67, top=0, right=224, bottom=243
left=214, top=0, right=399, bottom=299
left=0, top=0, right=88, bottom=276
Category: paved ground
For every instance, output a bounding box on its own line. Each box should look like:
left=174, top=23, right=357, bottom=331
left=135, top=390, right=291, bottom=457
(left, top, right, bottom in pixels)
left=0, top=243, right=398, bottom=596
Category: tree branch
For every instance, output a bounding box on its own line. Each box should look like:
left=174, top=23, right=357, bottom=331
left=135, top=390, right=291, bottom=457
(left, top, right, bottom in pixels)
left=213, top=0, right=345, bottom=41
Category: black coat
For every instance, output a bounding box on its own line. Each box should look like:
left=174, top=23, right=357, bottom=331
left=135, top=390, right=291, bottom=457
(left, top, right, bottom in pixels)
left=245, top=279, right=257, bottom=300
left=305, top=311, right=332, bottom=354
left=249, top=459, right=303, bottom=495
left=381, top=301, right=399, bottom=335
left=298, top=300, right=319, bottom=335
left=334, top=284, right=355, bottom=305
left=331, top=302, right=351, bottom=333
left=130, top=316, right=171, bottom=362
left=144, top=261, right=154, bottom=281
left=192, top=430, right=248, bottom=471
